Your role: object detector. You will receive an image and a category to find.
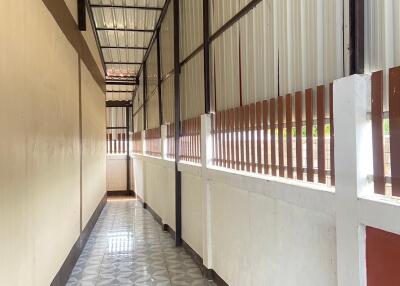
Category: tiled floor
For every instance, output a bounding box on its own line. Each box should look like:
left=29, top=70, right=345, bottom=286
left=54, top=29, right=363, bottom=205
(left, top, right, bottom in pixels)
left=67, top=198, right=215, bottom=286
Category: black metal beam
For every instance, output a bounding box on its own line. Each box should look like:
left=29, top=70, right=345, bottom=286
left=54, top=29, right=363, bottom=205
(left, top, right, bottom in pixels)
left=180, top=45, right=203, bottom=67
left=210, top=0, right=263, bottom=42
left=203, top=0, right=211, bottom=114
left=105, top=62, right=142, bottom=65
left=101, top=46, right=148, bottom=50
left=96, top=27, right=154, bottom=33
left=90, top=4, right=163, bottom=11
left=106, top=127, right=127, bottom=130
left=349, top=0, right=364, bottom=74
left=143, top=61, right=147, bottom=130
left=85, top=0, right=106, bottom=75
left=106, top=81, right=137, bottom=86
left=137, top=0, right=171, bottom=77
left=156, top=29, right=163, bottom=126
left=126, top=106, right=131, bottom=193
left=106, top=100, right=132, bottom=107
left=78, top=0, right=86, bottom=31
left=173, top=0, right=182, bottom=247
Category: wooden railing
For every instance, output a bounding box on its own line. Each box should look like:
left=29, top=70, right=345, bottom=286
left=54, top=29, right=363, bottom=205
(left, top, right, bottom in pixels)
left=107, top=133, right=127, bottom=154
left=145, top=127, right=162, bottom=157
left=212, top=84, right=335, bottom=186
left=371, top=66, right=400, bottom=196
left=132, top=131, right=142, bottom=154
left=179, top=117, right=201, bottom=164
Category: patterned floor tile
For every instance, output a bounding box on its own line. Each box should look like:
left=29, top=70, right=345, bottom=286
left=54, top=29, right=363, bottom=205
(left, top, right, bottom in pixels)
left=67, top=199, right=215, bottom=286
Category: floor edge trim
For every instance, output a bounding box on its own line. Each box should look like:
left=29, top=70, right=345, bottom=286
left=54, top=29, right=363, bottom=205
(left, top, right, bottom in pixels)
left=50, top=192, right=107, bottom=286
left=142, top=200, right=229, bottom=286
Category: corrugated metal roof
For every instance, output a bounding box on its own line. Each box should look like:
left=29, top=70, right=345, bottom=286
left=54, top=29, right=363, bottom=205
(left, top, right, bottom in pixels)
left=89, top=0, right=166, bottom=100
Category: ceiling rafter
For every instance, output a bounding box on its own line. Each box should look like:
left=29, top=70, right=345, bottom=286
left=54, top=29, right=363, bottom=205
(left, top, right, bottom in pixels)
left=87, top=0, right=167, bottom=88
left=90, top=4, right=163, bottom=11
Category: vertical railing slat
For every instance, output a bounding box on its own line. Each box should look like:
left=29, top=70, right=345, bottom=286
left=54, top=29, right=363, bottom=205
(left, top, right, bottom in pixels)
left=263, top=100, right=269, bottom=175
left=245, top=105, right=251, bottom=172
left=278, top=96, right=284, bottom=177
left=317, top=86, right=326, bottom=183
left=230, top=109, right=235, bottom=169
left=250, top=103, right=256, bottom=173
left=226, top=110, right=231, bottom=168
left=235, top=107, right=241, bottom=170
left=306, top=88, right=314, bottom=182
left=389, top=67, right=400, bottom=196
left=286, top=94, right=293, bottom=179
left=329, top=83, right=335, bottom=186
left=295, top=92, right=303, bottom=180
left=371, top=72, right=385, bottom=194
left=256, top=102, right=262, bottom=173
left=218, top=111, right=223, bottom=167
left=222, top=110, right=227, bottom=167
left=240, top=106, right=245, bottom=171
left=270, top=99, right=277, bottom=176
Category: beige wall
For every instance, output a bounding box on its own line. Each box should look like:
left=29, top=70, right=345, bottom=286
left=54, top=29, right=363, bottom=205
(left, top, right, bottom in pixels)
left=81, top=61, right=106, bottom=228
left=0, top=0, right=105, bottom=285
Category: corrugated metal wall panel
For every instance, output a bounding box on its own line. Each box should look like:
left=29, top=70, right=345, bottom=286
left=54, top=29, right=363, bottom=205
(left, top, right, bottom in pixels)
left=211, top=0, right=343, bottom=112
left=162, top=75, right=175, bottom=123
left=106, top=107, right=126, bottom=127
left=146, top=92, right=160, bottom=128
left=147, top=42, right=158, bottom=99
left=240, top=0, right=276, bottom=105
left=133, top=72, right=144, bottom=132
left=180, top=50, right=205, bottom=119
left=211, top=23, right=241, bottom=111
left=180, top=0, right=203, bottom=60
left=365, top=0, right=400, bottom=111
left=160, top=3, right=174, bottom=76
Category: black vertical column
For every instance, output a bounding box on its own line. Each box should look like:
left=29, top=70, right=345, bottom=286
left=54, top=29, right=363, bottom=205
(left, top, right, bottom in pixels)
left=157, top=30, right=164, bottom=125
left=349, top=0, right=364, bottom=75
left=173, top=0, right=182, bottom=246
left=143, top=61, right=147, bottom=130
left=78, top=0, right=86, bottom=31
left=126, top=106, right=131, bottom=194
left=203, top=0, right=211, bottom=114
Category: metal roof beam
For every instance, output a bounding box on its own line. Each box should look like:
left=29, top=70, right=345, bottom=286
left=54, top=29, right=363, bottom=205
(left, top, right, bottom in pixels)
left=101, top=46, right=147, bottom=50
left=106, top=81, right=137, bottom=86
left=106, top=100, right=132, bottom=107
left=96, top=27, right=154, bottom=33
left=105, top=62, right=142, bottom=65
left=90, top=4, right=163, bottom=11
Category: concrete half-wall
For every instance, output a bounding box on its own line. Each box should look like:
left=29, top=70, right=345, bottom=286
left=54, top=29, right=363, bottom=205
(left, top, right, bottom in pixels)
left=132, top=155, right=337, bottom=286
left=0, top=1, right=106, bottom=285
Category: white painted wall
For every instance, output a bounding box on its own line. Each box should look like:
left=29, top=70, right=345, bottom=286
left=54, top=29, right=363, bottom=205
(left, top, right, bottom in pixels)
left=106, top=155, right=127, bottom=191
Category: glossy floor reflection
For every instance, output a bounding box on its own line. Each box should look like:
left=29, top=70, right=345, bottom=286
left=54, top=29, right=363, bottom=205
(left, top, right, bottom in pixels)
left=67, top=198, right=215, bottom=286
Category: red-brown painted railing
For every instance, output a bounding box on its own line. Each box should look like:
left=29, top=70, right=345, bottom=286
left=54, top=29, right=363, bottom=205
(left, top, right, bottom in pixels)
left=107, top=133, right=127, bottom=154
left=132, top=131, right=142, bottom=154
left=212, top=84, right=335, bottom=186
left=179, top=117, right=201, bottom=164
left=371, top=66, right=400, bottom=196
left=145, top=127, right=162, bottom=157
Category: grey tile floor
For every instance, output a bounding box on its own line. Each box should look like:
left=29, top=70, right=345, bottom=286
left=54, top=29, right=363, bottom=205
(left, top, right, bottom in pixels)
left=67, top=198, right=215, bottom=286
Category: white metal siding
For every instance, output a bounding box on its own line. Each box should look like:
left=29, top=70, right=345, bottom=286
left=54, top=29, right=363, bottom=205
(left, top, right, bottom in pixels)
left=180, top=0, right=203, bottom=61
left=210, top=0, right=344, bottom=112
left=365, top=0, right=400, bottom=110
left=180, top=50, right=205, bottom=120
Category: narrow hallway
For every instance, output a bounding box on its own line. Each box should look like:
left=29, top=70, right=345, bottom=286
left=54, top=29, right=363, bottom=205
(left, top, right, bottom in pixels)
left=67, top=198, right=215, bottom=286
